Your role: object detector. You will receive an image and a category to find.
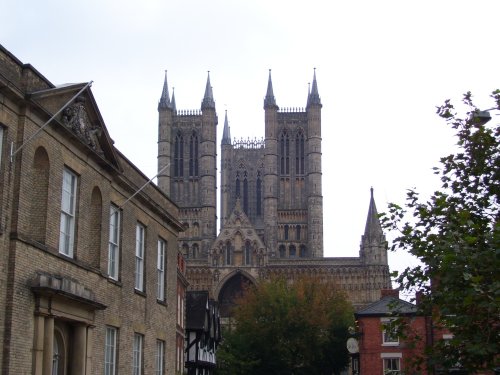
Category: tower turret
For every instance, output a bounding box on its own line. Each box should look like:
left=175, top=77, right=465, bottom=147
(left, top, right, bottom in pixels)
left=360, top=188, right=388, bottom=265
left=200, top=72, right=218, bottom=256
left=263, top=70, right=279, bottom=254
left=306, top=69, right=323, bottom=257
left=220, top=110, right=232, bottom=228
left=158, top=70, right=173, bottom=195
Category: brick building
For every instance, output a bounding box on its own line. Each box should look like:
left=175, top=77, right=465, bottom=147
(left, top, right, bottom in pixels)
left=0, top=44, right=184, bottom=374
left=354, top=289, right=428, bottom=375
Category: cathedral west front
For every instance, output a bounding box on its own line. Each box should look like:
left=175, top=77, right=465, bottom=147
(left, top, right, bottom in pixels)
left=156, top=70, right=391, bottom=317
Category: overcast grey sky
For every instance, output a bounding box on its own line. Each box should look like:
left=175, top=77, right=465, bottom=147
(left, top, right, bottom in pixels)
left=2, top=0, right=499, bottom=278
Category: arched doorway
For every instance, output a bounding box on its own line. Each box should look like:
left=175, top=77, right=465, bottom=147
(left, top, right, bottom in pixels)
left=218, top=273, right=254, bottom=318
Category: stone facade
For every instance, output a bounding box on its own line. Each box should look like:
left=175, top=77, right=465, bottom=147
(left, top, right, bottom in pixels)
left=157, top=70, right=392, bottom=316
left=0, top=45, right=183, bottom=374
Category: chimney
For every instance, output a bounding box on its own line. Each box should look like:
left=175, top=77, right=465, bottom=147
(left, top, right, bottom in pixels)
left=380, top=289, right=399, bottom=299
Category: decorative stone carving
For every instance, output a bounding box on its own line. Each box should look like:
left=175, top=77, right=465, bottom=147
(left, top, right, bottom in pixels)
left=62, top=97, right=100, bottom=151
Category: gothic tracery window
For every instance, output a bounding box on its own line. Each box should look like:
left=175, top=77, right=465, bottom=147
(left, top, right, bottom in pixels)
left=280, top=130, right=290, bottom=175
left=189, top=131, right=198, bottom=177
left=256, top=172, right=262, bottom=216
left=295, top=130, right=305, bottom=175
left=174, top=132, right=183, bottom=177
left=243, top=172, right=248, bottom=215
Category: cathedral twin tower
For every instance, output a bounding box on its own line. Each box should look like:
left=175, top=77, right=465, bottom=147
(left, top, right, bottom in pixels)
left=157, top=70, right=324, bottom=261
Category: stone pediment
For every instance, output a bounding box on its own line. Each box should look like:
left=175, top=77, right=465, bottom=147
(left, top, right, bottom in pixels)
left=29, top=83, right=122, bottom=171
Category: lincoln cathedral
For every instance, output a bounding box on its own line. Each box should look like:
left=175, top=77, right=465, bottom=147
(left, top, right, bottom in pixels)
left=157, top=70, right=391, bottom=318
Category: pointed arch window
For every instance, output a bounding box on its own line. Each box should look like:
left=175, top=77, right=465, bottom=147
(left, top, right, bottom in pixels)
left=235, top=172, right=240, bottom=198
left=295, top=131, right=305, bottom=175
left=174, top=133, right=184, bottom=177
left=296, top=225, right=301, bottom=241
left=245, top=241, right=252, bottom=265
left=256, top=172, right=262, bottom=216
left=225, top=242, right=232, bottom=265
left=243, top=172, right=248, bottom=215
left=189, top=132, right=198, bottom=177
left=289, top=245, right=296, bottom=258
left=299, top=245, right=308, bottom=258
left=280, top=131, right=290, bottom=175
left=284, top=225, right=289, bottom=240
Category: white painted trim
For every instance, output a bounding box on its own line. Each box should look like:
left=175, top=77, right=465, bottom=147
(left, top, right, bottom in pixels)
left=381, top=352, right=402, bottom=358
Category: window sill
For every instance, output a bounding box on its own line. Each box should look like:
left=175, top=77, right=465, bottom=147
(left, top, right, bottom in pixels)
left=134, top=289, right=146, bottom=298
left=107, top=278, right=122, bottom=287
left=157, top=299, right=167, bottom=306
left=382, top=342, right=400, bottom=347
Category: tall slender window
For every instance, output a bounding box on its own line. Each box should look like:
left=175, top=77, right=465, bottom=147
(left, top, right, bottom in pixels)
left=280, top=131, right=290, bottom=175
left=133, top=333, right=143, bottom=375
left=236, top=178, right=240, bottom=197
left=245, top=242, right=251, bottom=265
left=295, top=131, right=305, bottom=174
left=279, top=245, right=286, bottom=258
left=157, top=239, right=166, bottom=301
left=156, top=340, right=165, bottom=375
left=243, top=175, right=248, bottom=214
left=256, top=173, right=262, bottom=216
left=189, top=132, right=198, bottom=177
left=59, top=168, right=77, bottom=257
left=289, top=245, right=296, bottom=258
left=104, top=326, right=117, bottom=375
left=284, top=225, right=289, bottom=240
left=174, top=133, right=183, bottom=177
left=108, top=205, right=120, bottom=280
left=296, top=225, right=301, bottom=241
left=135, top=224, right=145, bottom=291
left=225, top=242, right=231, bottom=265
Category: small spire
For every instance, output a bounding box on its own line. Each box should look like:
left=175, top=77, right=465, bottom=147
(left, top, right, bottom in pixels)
left=264, top=69, right=278, bottom=109
left=171, top=87, right=177, bottom=112
left=158, top=70, right=172, bottom=110
left=308, top=68, right=321, bottom=107
left=201, top=71, right=215, bottom=110
left=222, top=110, right=232, bottom=145
left=363, top=187, right=383, bottom=241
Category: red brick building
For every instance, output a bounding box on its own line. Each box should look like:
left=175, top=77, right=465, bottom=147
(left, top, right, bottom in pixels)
left=354, top=289, right=428, bottom=375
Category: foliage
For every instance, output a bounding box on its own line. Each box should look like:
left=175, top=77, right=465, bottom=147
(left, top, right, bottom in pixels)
left=216, top=276, right=354, bottom=375
left=381, top=90, right=500, bottom=372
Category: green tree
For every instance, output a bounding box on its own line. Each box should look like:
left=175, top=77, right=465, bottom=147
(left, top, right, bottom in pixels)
left=381, top=91, right=500, bottom=372
left=216, top=276, right=354, bottom=375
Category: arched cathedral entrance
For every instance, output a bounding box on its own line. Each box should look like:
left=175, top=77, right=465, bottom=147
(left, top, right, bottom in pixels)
left=217, top=272, right=254, bottom=318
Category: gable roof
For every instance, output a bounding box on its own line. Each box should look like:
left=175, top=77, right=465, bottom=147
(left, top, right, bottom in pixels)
left=355, top=296, right=417, bottom=317
left=28, top=82, right=122, bottom=171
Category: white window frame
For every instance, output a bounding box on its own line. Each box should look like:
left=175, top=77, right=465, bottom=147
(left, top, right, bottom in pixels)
left=155, top=339, right=165, bottom=375
left=104, top=326, right=117, bottom=375
left=108, top=205, right=120, bottom=280
left=383, top=357, right=401, bottom=374
left=133, top=333, right=143, bottom=375
left=381, top=318, right=399, bottom=345
left=157, top=239, right=166, bottom=301
left=59, top=168, right=77, bottom=257
left=135, top=224, right=145, bottom=291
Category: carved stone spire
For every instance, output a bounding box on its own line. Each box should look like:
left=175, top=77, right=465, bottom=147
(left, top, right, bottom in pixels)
left=222, top=110, right=231, bottom=145
left=308, top=68, right=321, bottom=107
left=171, top=87, right=176, bottom=112
left=158, top=70, right=172, bottom=110
left=201, top=71, right=215, bottom=110
left=362, top=187, right=384, bottom=243
left=264, top=69, right=278, bottom=109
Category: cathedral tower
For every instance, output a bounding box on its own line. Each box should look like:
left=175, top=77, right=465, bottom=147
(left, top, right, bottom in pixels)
left=157, top=72, right=218, bottom=259
left=306, top=69, right=323, bottom=257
